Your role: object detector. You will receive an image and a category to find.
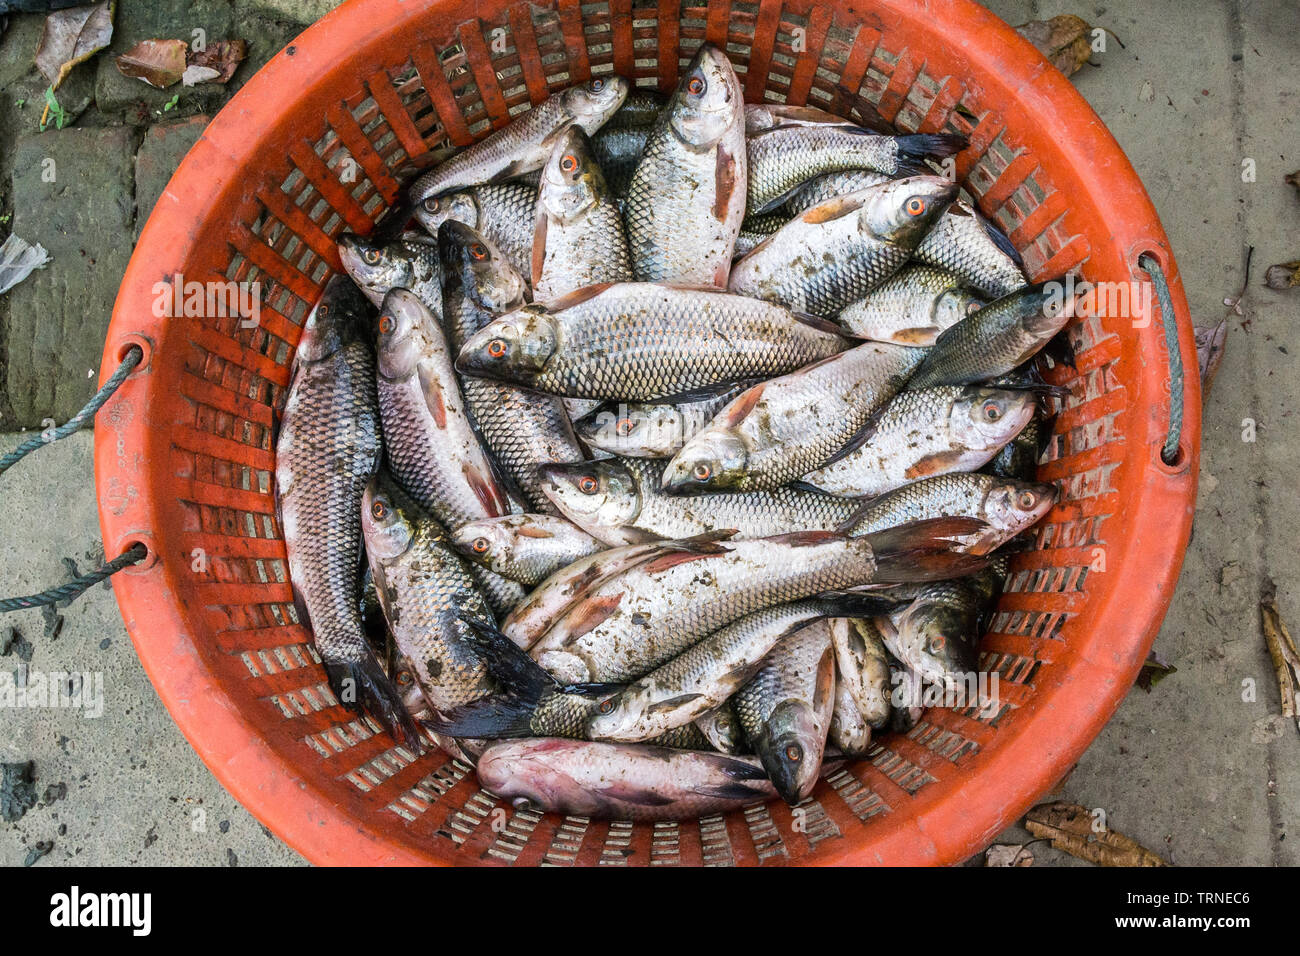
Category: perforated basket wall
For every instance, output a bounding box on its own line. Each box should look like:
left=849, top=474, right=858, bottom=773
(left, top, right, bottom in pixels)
left=97, top=0, right=1199, bottom=865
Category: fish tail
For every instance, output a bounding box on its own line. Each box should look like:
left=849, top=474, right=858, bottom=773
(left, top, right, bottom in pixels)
left=834, top=87, right=898, bottom=135
left=895, top=133, right=970, bottom=174
left=864, top=516, right=994, bottom=583
left=980, top=213, right=1027, bottom=269
left=324, top=654, right=423, bottom=752
left=458, top=615, right=558, bottom=699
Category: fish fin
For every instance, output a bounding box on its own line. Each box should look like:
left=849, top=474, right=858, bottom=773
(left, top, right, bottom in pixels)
left=801, top=194, right=869, bottom=224
left=895, top=133, right=969, bottom=175
left=1040, top=329, right=1077, bottom=370
left=713, top=144, right=739, bottom=223
left=655, top=381, right=751, bottom=403
left=515, top=524, right=555, bottom=539
left=979, top=212, right=1027, bottom=269
left=834, top=87, right=899, bottom=135
left=323, top=655, right=423, bottom=752
left=814, top=590, right=905, bottom=618
left=791, top=310, right=852, bottom=336
left=565, top=591, right=626, bottom=638
left=486, top=158, right=536, bottom=184
left=820, top=411, right=882, bottom=467
left=537, top=282, right=617, bottom=310
left=693, top=782, right=771, bottom=801
left=788, top=479, right=837, bottom=496
left=456, top=614, right=559, bottom=698
left=864, top=517, right=995, bottom=583
left=644, top=693, right=708, bottom=715
left=639, top=549, right=727, bottom=574
left=289, top=582, right=313, bottom=633
left=416, top=364, right=449, bottom=429
left=371, top=197, right=417, bottom=244
left=715, top=755, right=770, bottom=781
left=767, top=529, right=846, bottom=548
left=463, top=462, right=512, bottom=518
left=598, top=783, right=678, bottom=807
left=904, top=448, right=969, bottom=479
left=1036, top=413, right=1059, bottom=457
left=531, top=210, right=548, bottom=288
left=420, top=695, right=538, bottom=738
left=720, top=383, right=765, bottom=428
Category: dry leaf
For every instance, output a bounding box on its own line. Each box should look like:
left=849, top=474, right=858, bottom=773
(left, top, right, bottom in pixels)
left=187, top=39, right=246, bottom=84
left=1135, top=650, right=1177, bottom=692
left=181, top=65, right=220, bottom=87
left=1195, top=319, right=1227, bottom=399
left=34, top=1, right=115, bottom=91
left=985, top=843, right=1034, bottom=867
left=1024, top=802, right=1168, bottom=866
left=1015, top=15, right=1094, bottom=78
left=1259, top=578, right=1300, bottom=734
left=1264, top=261, right=1300, bottom=290
left=115, top=37, right=187, bottom=88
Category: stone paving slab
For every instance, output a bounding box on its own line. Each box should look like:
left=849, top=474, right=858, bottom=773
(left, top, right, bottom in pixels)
left=133, top=114, right=209, bottom=239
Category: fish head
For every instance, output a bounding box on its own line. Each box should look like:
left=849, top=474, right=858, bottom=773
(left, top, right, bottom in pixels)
left=338, top=233, right=438, bottom=305
left=296, top=276, right=371, bottom=362
left=1018, top=280, right=1080, bottom=337
left=583, top=686, right=648, bottom=741
left=413, top=190, right=478, bottom=237
left=951, top=386, right=1038, bottom=449
left=375, top=288, right=440, bottom=380
left=981, top=478, right=1058, bottom=536
left=660, top=430, right=749, bottom=494
left=863, top=175, right=959, bottom=247
left=934, top=288, right=985, bottom=330
left=361, top=474, right=416, bottom=564
left=696, top=705, right=743, bottom=754
left=539, top=125, right=605, bottom=224
left=449, top=517, right=516, bottom=572
left=476, top=741, right=603, bottom=816
left=456, top=305, right=557, bottom=384
left=438, top=220, right=527, bottom=312
left=538, top=459, right=642, bottom=541
left=573, top=402, right=684, bottom=457
left=755, top=700, right=823, bottom=804
left=561, top=74, right=630, bottom=132
left=668, top=44, right=742, bottom=149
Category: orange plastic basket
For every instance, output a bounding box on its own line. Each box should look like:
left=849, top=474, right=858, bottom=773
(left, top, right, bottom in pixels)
left=96, top=0, right=1199, bottom=865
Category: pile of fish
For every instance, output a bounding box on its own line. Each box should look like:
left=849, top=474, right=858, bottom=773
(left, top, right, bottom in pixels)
left=275, top=46, right=1073, bottom=821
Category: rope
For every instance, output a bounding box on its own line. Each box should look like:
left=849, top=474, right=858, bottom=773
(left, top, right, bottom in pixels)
left=0, top=345, right=143, bottom=477
left=0, top=544, right=148, bottom=613
left=0, top=345, right=149, bottom=613
left=1138, top=255, right=1185, bottom=465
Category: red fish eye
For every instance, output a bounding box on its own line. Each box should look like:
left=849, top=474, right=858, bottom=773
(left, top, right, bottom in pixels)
left=785, top=744, right=802, bottom=763
left=370, top=500, right=388, bottom=520
left=1019, top=491, right=1038, bottom=509
left=590, top=78, right=604, bottom=92
left=905, top=197, right=926, bottom=217
left=578, top=475, right=598, bottom=494
left=423, top=197, right=439, bottom=212
left=469, top=243, right=488, bottom=260
left=318, top=304, right=330, bottom=317
left=930, top=635, right=946, bottom=653
left=472, top=537, right=490, bottom=554
left=396, top=670, right=413, bottom=687
left=560, top=154, right=578, bottom=173
left=687, top=76, right=705, bottom=95
left=599, top=698, right=615, bottom=714
left=378, top=314, right=395, bottom=335
left=486, top=339, right=507, bottom=358
left=362, top=248, right=382, bottom=264
left=982, top=401, right=1001, bottom=421
left=616, top=418, right=634, bottom=436
left=692, top=463, right=711, bottom=481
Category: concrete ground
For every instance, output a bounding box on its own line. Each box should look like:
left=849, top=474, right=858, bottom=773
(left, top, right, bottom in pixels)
left=0, top=0, right=1296, bottom=866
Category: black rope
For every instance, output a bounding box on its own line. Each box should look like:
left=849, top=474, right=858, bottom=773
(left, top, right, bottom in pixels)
left=0, top=345, right=143, bottom=478
left=0, top=345, right=149, bottom=613
left=1138, top=256, right=1185, bottom=465
left=0, top=544, right=148, bottom=613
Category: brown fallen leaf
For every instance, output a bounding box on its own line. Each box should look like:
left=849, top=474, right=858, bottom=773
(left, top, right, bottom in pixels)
left=187, top=38, right=246, bottom=84
left=1194, top=319, right=1228, bottom=399
left=1024, top=802, right=1168, bottom=866
left=34, top=0, right=115, bottom=91
left=985, top=843, right=1034, bottom=867
left=115, top=37, right=187, bottom=88
left=1259, top=579, right=1300, bottom=734
left=1264, top=261, right=1300, bottom=291
left=1014, top=15, right=1095, bottom=78
left=1135, top=650, right=1177, bottom=692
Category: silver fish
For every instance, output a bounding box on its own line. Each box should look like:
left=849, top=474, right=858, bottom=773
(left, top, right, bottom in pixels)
left=410, top=77, right=629, bottom=202
left=275, top=277, right=417, bottom=746
left=337, top=233, right=442, bottom=310
left=836, top=265, right=984, bottom=345
left=414, top=184, right=536, bottom=279
left=571, top=386, right=750, bottom=459
left=624, top=44, right=746, bottom=286
left=663, top=342, right=926, bottom=493
left=829, top=672, right=873, bottom=757
left=450, top=513, right=604, bottom=586
left=829, top=617, right=893, bottom=729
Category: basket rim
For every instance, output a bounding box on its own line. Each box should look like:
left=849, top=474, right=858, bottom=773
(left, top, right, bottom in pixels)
left=97, top=0, right=1200, bottom=866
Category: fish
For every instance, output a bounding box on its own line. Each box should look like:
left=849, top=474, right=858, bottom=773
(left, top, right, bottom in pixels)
left=988, top=410, right=1056, bottom=481
left=840, top=473, right=1058, bottom=555
left=829, top=672, right=873, bottom=757
left=571, top=386, right=750, bottom=459
left=734, top=210, right=790, bottom=258
left=907, top=282, right=1079, bottom=388
left=886, top=578, right=989, bottom=687
left=693, top=703, right=745, bottom=755
left=745, top=121, right=967, bottom=215
left=539, top=456, right=860, bottom=546
left=337, top=233, right=442, bottom=310
left=474, top=738, right=780, bottom=820
left=455, top=282, right=849, bottom=402
left=586, top=599, right=871, bottom=743
left=829, top=617, right=893, bottom=729
left=728, top=176, right=959, bottom=317
left=663, top=342, right=926, bottom=493
left=450, top=513, right=604, bottom=586
left=734, top=620, right=836, bottom=805
left=440, top=222, right=587, bottom=511
left=410, top=76, right=629, bottom=202
left=798, top=386, right=1036, bottom=498
left=361, top=473, right=500, bottom=714
left=590, top=88, right=664, bottom=198
left=413, top=184, right=536, bottom=279
left=374, top=288, right=513, bottom=527
left=531, top=124, right=635, bottom=300
left=743, top=102, right=849, bottom=134
left=624, top=44, right=746, bottom=286
left=528, top=519, right=992, bottom=684
left=275, top=277, right=418, bottom=747
left=835, top=265, right=985, bottom=345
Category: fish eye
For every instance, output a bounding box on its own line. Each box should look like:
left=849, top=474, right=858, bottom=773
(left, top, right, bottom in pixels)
left=589, top=78, right=605, bottom=92
left=396, top=670, right=413, bottom=687
left=370, top=499, right=389, bottom=520
left=469, top=243, right=488, bottom=261
left=905, top=197, right=926, bottom=217
left=692, top=463, right=712, bottom=482
left=423, top=197, right=439, bottom=213
left=598, top=698, right=615, bottom=714
left=512, top=796, right=534, bottom=811
left=472, top=537, right=490, bottom=554
left=486, top=339, right=508, bottom=358
left=784, top=743, right=802, bottom=763
left=560, top=154, right=579, bottom=173
left=615, top=417, right=635, bottom=436
left=578, top=475, right=599, bottom=494
left=317, top=304, right=330, bottom=317
left=1018, top=490, right=1039, bottom=509
left=687, top=75, right=705, bottom=95
left=929, top=635, right=947, bottom=654
left=378, top=314, right=395, bottom=335
left=361, top=248, right=382, bottom=264
left=982, top=401, right=1002, bottom=421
